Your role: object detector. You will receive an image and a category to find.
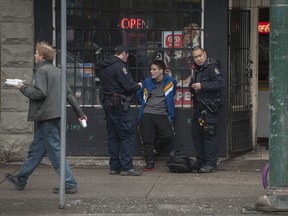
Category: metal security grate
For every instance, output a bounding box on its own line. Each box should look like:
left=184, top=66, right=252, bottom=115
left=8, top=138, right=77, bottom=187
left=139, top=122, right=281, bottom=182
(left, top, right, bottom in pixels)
left=228, top=9, right=253, bottom=154
left=54, top=0, right=203, bottom=107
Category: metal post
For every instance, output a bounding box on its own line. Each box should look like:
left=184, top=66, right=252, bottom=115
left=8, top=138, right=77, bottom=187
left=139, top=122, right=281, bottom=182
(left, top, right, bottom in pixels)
left=269, top=0, right=288, bottom=187
left=59, top=0, right=67, bottom=209
left=256, top=0, right=288, bottom=211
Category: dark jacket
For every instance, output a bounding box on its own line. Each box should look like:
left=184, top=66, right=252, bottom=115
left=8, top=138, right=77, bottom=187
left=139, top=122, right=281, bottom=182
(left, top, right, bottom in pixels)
left=100, top=55, right=140, bottom=97
left=189, top=57, right=225, bottom=106
left=20, top=61, right=84, bottom=122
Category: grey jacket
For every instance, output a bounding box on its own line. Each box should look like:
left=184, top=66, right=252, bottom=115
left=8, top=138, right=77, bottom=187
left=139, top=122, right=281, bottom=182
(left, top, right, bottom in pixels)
left=20, top=61, right=84, bottom=122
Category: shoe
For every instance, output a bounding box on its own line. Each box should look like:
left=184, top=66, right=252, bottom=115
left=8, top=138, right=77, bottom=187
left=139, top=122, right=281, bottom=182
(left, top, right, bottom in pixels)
left=110, top=170, right=121, bottom=175
left=53, top=186, right=78, bottom=194
left=5, top=173, right=25, bottom=191
left=200, top=165, right=217, bottom=173
left=120, top=168, right=143, bottom=176
left=143, top=163, right=155, bottom=171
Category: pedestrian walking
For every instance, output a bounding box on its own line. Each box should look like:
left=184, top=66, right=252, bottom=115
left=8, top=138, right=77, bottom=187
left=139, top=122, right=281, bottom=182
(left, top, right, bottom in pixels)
left=100, top=45, right=143, bottom=176
left=137, top=60, right=177, bottom=171
left=4, top=41, right=87, bottom=193
left=189, top=46, right=225, bottom=173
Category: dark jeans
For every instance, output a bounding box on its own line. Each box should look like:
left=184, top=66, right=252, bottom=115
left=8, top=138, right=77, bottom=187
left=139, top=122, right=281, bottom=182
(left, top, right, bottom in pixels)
left=16, top=118, right=77, bottom=188
left=139, top=113, right=174, bottom=162
left=102, top=99, right=135, bottom=171
left=191, top=108, right=219, bottom=167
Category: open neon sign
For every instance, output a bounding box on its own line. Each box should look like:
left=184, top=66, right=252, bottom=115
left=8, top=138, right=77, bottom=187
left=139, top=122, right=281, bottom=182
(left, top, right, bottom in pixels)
left=120, top=17, right=151, bottom=30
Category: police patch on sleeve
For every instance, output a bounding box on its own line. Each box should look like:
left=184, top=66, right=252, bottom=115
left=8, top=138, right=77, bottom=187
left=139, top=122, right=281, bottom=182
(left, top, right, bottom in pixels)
left=214, top=68, right=220, bottom=74
left=122, top=67, right=128, bottom=74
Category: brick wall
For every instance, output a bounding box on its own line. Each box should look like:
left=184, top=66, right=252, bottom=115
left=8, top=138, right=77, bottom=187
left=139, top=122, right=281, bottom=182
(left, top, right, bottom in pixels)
left=0, top=0, right=34, bottom=162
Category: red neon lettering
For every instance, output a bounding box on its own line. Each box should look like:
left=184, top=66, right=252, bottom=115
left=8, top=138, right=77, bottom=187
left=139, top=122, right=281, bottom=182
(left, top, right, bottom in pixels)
left=137, top=19, right=142, bottom=29
left=120, top=18, right=147, bottom=29
left=130, top=19, right=136, bottom=29
left=121, top=18, right=129, bottom=29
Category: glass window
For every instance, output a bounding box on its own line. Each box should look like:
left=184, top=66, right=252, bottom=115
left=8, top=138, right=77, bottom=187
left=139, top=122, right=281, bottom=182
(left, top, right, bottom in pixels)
left=55, top=0, right=203, bottom=107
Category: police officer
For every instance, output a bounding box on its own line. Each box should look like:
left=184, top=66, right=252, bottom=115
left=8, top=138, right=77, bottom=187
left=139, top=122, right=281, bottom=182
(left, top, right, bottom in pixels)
left=100, top=45, right=143, bottom=176
left=189, top=46, right=225, bottom=173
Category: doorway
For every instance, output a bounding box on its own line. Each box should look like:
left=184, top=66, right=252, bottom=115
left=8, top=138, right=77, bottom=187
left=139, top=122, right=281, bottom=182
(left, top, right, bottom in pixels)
left=228, top=9, right=253, bottom=154
left=257, top=8, right=269, bottom=144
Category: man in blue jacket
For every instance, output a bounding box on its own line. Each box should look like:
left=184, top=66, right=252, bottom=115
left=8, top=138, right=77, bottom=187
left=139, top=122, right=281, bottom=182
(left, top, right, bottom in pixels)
left=137, top=60, right=177, bottom=171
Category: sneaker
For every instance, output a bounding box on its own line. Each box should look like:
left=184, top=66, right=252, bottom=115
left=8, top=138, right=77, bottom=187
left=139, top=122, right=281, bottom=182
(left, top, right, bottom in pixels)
left=5, top=173, right=25, bottom=191
left=53, top=186, right=78, bottom=194
left=120, top=168, right=143, bottom=176
left=110, top=170, right=121, bottom=175
left=200, top=165, right=217, bottom=173
left=143, top=163, right=155, bottom=171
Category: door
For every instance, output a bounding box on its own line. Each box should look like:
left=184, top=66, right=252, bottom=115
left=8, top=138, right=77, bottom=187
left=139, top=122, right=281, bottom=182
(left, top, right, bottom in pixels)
left=228, top=10, right=253, bottom=154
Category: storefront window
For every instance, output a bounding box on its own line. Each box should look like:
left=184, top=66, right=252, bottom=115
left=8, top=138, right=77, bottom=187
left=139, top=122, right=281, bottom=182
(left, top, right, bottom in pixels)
left=55, top=0, right=203, bottom=107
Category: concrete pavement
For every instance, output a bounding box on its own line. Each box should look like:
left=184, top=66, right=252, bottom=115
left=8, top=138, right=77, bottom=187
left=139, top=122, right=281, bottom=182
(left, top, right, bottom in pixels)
left=0, top=148, right=280, bottom=216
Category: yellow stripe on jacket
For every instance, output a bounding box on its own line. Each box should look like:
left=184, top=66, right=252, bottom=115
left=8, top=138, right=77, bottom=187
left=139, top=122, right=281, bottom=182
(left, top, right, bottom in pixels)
left=164, top=81, right=174, bottom=96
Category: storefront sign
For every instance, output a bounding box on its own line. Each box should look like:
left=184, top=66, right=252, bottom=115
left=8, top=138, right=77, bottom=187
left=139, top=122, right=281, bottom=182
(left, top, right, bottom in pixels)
left=162, top=31, right=183, bottom=48
left=120, top=16, right=153, bottom=30
left=174, top=89, right=191, bottom=107
left=163, top=31, right=192, bottom=107
left=258, top=22, right=270, bottom=34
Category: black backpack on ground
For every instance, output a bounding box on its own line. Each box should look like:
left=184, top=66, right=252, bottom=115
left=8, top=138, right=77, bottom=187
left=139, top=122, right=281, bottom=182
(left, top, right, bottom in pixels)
left=167, top=150, right=200, bottom=173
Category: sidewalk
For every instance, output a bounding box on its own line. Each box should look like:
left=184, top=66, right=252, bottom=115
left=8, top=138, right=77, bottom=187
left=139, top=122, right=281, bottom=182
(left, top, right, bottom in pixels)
left=0, top=148, right=272, bottom=216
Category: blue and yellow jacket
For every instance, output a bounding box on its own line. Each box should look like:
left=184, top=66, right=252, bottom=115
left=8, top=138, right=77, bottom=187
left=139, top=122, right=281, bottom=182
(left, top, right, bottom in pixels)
left=137, top=75, right=177, bottom=123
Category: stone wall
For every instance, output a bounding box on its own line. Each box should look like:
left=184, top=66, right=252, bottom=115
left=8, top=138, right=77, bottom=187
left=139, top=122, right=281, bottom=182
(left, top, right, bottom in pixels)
left=0, top=0, right=34, bottom=162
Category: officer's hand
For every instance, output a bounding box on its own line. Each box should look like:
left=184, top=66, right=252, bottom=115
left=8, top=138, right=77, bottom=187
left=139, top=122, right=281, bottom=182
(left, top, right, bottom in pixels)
left=138, top=82, right=143, bottom=88
left=192, top=82, right=201, bottom=90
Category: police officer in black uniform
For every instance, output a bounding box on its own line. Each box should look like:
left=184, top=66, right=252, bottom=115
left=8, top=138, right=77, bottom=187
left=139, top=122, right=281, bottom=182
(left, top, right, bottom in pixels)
left=189, top=46, right=225, bottom=173
left=100, top=45, right=143, bottom=176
